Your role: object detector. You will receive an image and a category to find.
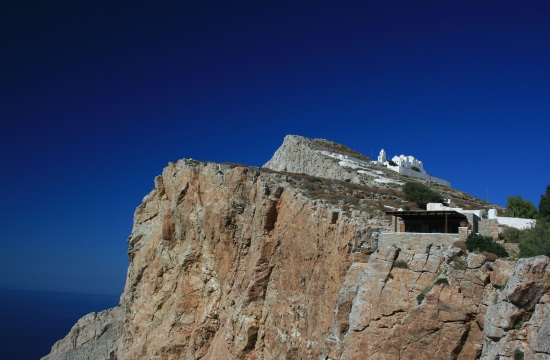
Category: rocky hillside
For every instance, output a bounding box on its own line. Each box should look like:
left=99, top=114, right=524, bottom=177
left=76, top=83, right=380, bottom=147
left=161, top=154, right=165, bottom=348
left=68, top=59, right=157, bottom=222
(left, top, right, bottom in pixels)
left=44, top=135, right=548, bottom=360
left=264, top=135, right=498, bottom=211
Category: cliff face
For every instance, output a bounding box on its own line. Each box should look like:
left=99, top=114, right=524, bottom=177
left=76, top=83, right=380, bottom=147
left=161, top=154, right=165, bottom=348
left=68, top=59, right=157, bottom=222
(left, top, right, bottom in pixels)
left=116, top=160, right=378, bottom=359
left=44, top=136, right=549, bottom=359
left=325, top=241, right=550, bottom=359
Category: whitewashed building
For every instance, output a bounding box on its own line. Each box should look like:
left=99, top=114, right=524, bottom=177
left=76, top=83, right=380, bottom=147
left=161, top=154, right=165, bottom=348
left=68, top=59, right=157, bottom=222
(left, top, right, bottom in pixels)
left=375, top=149, right=450, bottom=187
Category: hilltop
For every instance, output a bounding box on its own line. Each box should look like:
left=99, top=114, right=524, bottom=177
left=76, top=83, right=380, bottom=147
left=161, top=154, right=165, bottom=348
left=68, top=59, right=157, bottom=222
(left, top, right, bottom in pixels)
left=264, top=135, right=497, bottom=211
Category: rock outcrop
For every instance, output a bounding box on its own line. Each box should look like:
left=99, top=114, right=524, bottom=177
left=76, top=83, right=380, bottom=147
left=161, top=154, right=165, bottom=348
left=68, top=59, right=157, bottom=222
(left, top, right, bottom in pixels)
left=43, top=307, right=122, bottom=360
left=483, top=256, right=550, bottom=359
left=115, top=160, right=379, bottom=359
left=264, top=135, right=495, bottom=211
left=44, top=135, right=549, bottom=359
left=263, top=135, right=376, bottom=185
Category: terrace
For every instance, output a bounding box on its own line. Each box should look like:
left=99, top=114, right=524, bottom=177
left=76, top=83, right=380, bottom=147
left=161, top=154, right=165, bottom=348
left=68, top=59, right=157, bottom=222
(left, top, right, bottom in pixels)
left=385, top=210, right=469, bottom=237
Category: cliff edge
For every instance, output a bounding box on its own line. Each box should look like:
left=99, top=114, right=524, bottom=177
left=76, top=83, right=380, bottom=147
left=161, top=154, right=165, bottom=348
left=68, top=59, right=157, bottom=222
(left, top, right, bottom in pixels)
left=44, top=136, right=549, bottom=359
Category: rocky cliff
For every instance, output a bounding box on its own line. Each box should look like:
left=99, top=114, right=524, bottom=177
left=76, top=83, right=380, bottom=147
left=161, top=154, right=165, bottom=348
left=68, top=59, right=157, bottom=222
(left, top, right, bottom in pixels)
left=44, top=135, right=549, bottom=359
left=264, top=135, right=496, bottom=211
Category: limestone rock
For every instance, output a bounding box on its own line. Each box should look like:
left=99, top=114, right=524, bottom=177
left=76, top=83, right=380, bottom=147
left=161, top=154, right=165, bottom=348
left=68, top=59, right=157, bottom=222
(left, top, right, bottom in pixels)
left=482, top=256, right=550, bottom=359
left=332, top=241, right=488, bottom=359
left=489, top=259, right=514, bottom=288
left=263, top=135, right=374, bottom=185
left=43, top=136, right=550, bottom=360
left=42, top=306, right=122, bottom=360
left=530, top=304, right=550, bottom=354
left=468, top=252, right=487, bottom=269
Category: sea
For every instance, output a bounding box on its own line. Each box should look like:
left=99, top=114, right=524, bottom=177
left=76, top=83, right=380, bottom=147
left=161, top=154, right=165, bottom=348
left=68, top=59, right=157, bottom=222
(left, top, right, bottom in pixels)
left=0, top=288, right=119, bottom=360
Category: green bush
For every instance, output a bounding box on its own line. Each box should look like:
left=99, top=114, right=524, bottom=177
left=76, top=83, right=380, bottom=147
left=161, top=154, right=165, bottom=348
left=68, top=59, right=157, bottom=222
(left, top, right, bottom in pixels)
left=466, top=234, right=508, bottom=258
left=519, top=219, right=550, bottom=257
left=411, top=166, right=421, bottom=172
left=500, top=226, right=524, bottom=243
left=451, top=257, right=468, bottom=270
left=402, top=181, right=443, bottom=209
left=388, top=160, right=398, bottom=166
left=505, top=195, right=537, bottom=219
left=539, top=185, right=550, bottom=219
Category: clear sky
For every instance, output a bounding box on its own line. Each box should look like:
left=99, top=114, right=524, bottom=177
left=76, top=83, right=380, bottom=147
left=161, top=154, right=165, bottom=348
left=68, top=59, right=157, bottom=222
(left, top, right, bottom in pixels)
left=1, top=1, right=549, bottom=296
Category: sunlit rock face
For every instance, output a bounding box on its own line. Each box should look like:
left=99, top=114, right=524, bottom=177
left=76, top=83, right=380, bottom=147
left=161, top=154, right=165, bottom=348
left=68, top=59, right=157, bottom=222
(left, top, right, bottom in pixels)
left=44, top=135, right=549, bottom=360
left=116, top=160, right=379, bottom=359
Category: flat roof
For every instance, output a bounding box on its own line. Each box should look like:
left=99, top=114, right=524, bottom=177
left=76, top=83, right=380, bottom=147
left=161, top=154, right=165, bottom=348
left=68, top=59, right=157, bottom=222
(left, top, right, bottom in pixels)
left=385, top=210, right=467, bottom=219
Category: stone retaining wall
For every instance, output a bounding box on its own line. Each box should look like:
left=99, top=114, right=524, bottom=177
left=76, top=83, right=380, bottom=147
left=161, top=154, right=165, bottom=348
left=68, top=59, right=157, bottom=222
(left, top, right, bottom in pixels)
left=379, top=232, right=461, bottom=248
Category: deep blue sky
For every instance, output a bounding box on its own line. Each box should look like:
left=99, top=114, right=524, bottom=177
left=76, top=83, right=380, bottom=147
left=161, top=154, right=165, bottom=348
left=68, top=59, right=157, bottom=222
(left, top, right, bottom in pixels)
left=1, top=1, right=548, bottom=296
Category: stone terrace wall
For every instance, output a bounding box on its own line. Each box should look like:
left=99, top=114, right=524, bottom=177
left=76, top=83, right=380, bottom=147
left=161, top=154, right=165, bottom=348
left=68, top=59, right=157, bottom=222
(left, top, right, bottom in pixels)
left=379, top=232, right=461, bottom=248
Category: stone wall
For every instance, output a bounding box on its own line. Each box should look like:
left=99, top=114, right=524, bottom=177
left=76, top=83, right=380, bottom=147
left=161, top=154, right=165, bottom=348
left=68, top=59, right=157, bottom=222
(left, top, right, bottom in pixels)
left=478, top=218, right=499, bottom=239
left=463, top=213, right=481, bottom=233
left=379, top=232, right=461, bottom=248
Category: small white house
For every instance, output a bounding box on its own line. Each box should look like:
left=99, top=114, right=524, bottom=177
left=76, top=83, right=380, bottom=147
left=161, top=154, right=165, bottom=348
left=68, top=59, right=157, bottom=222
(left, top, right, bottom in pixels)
left=427, top=202, right=536, bottom=240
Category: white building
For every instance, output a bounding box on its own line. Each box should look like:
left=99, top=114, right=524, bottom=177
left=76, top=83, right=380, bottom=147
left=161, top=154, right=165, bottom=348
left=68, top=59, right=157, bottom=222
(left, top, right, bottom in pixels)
left=378, top=149, right=387, bottom=163
left=487, top=209, right=536, bottom=230
left=428, top=202, right=536, bottom=238
left=391, top=154, right=425, bottom=173
left=428, top=202, right=486, bottom=218
left=375, top=149, right=450, bottom=187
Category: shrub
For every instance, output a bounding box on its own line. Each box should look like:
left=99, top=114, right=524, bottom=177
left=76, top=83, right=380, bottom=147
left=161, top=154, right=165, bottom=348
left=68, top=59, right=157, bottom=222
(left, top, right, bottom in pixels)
left=393, top=260, right=409, bottom=269
left=435, top=278, right=449, bottom=286
left=402, top=181, right=443, bottom=209
left=539, top=185, right=550, bottom=219
left=411, top=166, right=421, bottom=172
left=500, top=226, right=524, bottom=243
left=417, top=290, right=427, bottom=304
left=299, top=182, right=320, bottom=192
left=451, top=257, right=468, bottom=270
left=388, top=160, right=398, bottom=166
left=514, top=349, right=525, bottom=360
left=466, top=234, right=509, bottom=258
left=519, top=219, right=550, bottom=258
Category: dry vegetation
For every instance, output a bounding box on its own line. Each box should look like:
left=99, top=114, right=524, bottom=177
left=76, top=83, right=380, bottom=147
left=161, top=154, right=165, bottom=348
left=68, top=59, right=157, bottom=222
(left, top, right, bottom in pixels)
left=260, top=168, right=408, bottom=218
left=308, top=138, right=373, bottom=162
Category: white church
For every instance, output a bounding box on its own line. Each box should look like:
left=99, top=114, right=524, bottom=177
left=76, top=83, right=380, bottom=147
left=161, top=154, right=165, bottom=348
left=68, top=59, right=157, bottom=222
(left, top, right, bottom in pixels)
left=375, top=149, right=451, bottom=187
